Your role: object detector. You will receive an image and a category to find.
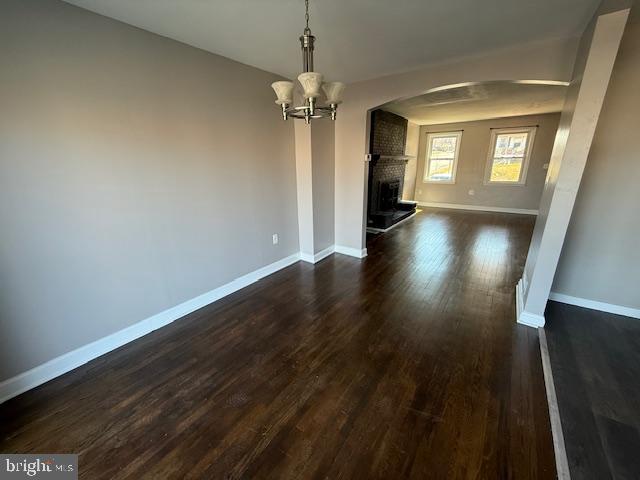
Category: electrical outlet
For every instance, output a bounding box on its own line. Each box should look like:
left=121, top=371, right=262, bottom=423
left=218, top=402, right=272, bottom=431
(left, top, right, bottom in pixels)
left=543, top=163, right=549, bottom=170
left=272, top=234, right=279, bottom=245
left=468, top=189, right=475, bottom=196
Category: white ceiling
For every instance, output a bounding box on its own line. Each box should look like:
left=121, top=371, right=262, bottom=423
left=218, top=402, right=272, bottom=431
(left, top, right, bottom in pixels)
left=63, top=0, right=600, bottom=83
left=381, top=82, right=568, bottom=125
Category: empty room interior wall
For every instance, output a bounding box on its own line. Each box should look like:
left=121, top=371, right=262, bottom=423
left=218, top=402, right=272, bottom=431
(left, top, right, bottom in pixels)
left=414, top=113, right=560, bottom=211
left=0, top=0, right=299, bottom=381
left=552, top=3, right=640, bottom=311
left=311, top=121, right=335, bottom=253
left=402, top=121, right=420, bottom=200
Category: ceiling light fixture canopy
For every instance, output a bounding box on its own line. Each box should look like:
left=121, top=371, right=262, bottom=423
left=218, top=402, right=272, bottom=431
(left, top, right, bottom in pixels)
left=271, top=0, right=345, bottom=124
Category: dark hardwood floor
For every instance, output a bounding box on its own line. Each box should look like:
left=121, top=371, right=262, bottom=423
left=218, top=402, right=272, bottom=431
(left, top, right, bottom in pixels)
left=545, top=301, right=640, bottom=480
left=0, top=209, right=555, bottom=479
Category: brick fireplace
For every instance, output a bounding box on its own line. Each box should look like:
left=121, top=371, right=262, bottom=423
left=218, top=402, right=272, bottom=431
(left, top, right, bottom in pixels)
left=367, top=110, right=416, bottom=230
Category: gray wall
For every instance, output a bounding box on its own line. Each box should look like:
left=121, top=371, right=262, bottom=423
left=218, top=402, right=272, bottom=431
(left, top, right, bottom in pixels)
left=0, top=0, right=298, bottom=380
left=402, top=121, right=420, bottom=201
left=553, top=4, right=640, bottom=309
left=414, top=114, right=560, bottom=210
left=311, top=121, right=335, bottom=253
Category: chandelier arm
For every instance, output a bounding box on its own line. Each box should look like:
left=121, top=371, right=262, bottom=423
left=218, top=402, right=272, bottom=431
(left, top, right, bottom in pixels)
left=284, top=105, right=335, bottom=113
left=287, top=111, right=332, bottom=120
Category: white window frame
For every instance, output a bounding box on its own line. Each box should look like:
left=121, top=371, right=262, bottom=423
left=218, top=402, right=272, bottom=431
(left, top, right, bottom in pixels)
left=484, top=126, right=537, bottom=186
left=423, top=131, right=463, bottom=184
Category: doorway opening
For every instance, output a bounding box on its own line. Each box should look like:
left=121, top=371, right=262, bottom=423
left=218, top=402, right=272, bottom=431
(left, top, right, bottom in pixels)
left=364, top=80, right=568, bottom=239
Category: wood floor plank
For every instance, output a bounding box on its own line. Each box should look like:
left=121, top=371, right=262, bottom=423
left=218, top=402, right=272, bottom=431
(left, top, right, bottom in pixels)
left=545, top=301, right=640, bottom=480
left=0, top=208, right=555, bottom=479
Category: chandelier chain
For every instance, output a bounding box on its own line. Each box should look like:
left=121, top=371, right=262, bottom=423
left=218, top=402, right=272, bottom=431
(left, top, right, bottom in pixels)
left=305, top=0, right=310, bottom=30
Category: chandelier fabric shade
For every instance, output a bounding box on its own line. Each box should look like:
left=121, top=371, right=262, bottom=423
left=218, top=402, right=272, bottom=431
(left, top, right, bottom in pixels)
left=270, top=0, right=344, bottom=123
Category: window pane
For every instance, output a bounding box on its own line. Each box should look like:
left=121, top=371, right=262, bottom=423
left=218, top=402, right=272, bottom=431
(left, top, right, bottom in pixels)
left=427, top=159, right=454, bottom=181
left=490, top=157, right=523, bottom=182
left=430, top=136, right=458, bottom=159
left=494, top=133, right=528, bottom=158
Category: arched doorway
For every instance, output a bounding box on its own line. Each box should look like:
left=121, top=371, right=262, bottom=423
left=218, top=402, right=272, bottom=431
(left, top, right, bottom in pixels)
left=332, top=38, right=578, bottom=255
left=361, top=79, right=569, bottom=248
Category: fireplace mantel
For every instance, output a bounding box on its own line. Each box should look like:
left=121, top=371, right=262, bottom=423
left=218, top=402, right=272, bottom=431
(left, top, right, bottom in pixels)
left=368, top=154, right=414, bottom=163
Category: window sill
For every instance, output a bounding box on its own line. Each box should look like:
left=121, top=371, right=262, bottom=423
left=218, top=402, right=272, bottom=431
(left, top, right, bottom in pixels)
left=483, top=181, right=526, bottom=186
left=424, top=180, right=456, bottom=185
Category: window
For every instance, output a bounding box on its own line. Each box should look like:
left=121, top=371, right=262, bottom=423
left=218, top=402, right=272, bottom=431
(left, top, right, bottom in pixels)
left=485, top=127, right=536, bottom=185
left=423, top=131, right=462, bottom=183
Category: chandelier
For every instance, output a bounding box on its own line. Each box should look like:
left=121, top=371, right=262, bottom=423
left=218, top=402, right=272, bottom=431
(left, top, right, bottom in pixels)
left=271, top=0, right=345, bottom=124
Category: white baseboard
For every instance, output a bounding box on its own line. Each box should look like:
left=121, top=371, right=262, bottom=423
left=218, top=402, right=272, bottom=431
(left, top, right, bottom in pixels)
left=0, top=252, right=301, bottom=404
left=366, top=212, right=417, bottom=234
left=518, top=311, right=546, bottom=328
left=516, top=278, right=525, bottom=318
left=300, top=245, right=335, bottom=264
left=299, top=252, right=315, bottom=263
left=515, top=278, right=546, bottom=327
left=539, top=328, right=571, bottom=479
left=417, top=201, right=538, bottom=216
left=549, top=292, right=640, bottom=319
left=304, top=245, right=368, bottom=261
left=313, top=245, right=335, bottom=263
left=334, top=245, right=368, bottom=259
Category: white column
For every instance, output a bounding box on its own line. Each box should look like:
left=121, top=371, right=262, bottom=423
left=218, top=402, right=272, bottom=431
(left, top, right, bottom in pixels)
left=294, top=120, right=316, bottom=261
left=517, top=7, right=631, bottom=327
